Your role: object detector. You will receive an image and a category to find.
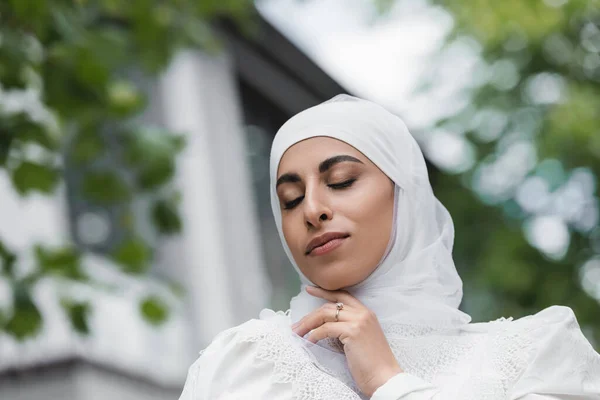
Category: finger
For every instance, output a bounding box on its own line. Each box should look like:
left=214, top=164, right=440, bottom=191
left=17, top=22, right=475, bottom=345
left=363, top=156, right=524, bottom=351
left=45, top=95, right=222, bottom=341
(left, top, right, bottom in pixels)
left=306, top=322, right=350, bottom=344
left=293, top=303, right=350, bottom=337
left=305, top=286, right=362, bottom=307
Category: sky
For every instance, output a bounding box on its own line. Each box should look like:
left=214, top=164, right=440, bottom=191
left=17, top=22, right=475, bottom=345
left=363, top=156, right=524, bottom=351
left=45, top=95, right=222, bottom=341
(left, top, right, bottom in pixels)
left=256, top=0, right=469, bottom=130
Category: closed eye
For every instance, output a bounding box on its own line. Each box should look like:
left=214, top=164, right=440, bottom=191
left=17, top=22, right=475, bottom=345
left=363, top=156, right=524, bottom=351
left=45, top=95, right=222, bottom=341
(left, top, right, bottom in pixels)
left=283, top=179, right=356, bottom=210
left=284, top=196, right=304, bottom=210
left=328, top=179, right=356, bottom=189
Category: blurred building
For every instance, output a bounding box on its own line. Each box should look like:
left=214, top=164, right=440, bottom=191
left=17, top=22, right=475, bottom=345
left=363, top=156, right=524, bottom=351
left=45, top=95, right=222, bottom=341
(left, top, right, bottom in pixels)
left=0, top=13, right=346, bottom=400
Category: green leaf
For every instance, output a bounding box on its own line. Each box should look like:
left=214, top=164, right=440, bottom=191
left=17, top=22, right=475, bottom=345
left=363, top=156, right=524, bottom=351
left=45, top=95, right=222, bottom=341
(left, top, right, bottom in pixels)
left=49, top=5, right=84, bottom=42
left=7, top=0, right=51, bottom=39
left=60, top=299, right=91, bottom=335
left=112, top=237, right=151, bottom=274
left=0, top=133, right=14, bottom=166
left=433, top=0, right=569, bottom=47
left=123, top=127, right=185, bottom=190
left=139, top=295, right=169, bottom=326
left=100, top=0, right=127, bottom=16
left=0, top=114, right=57, bottom=167
left=18, top=123, right=59, bottom=150
left=131, top=127, right=181, bottom=154
left=0, top=240, right=16, bottom=278
left=151, top=196, right=182, bottom=235
left=11, top=161, right=60, bottom=195
left=107, top=80, right=145, bottom=116
left=76, top=54, right=109, bottom=88
left=123, top=127, right=185, bottom=164
left=70, top=130, right=105, bottom=164
left=137, top=158, right=175, bottom=190
left=42, top=44, right=103, bottom=117
left=81, top=170, right=131, bottom=204
left=34, top=244, right=85, bottom=281
left=0, top=307, right=6, bottom=328
left=5, top=283, right=42, bottom=340
left=0, top=29, right=32, bottom=88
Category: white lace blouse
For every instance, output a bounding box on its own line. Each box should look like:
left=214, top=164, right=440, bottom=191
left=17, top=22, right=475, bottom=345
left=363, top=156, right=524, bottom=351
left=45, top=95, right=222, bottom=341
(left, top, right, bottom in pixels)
left=178, top=306, right=600, bottom=400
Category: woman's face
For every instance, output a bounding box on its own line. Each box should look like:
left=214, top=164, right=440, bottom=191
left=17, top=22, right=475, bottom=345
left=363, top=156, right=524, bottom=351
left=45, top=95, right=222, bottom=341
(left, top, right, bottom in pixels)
left=276, top=136, right=394, bottom=290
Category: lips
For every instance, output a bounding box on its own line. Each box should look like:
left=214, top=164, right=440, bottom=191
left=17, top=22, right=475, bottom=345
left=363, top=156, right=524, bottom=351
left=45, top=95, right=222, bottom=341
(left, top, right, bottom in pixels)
left=305, top=232, right=350, bottom=255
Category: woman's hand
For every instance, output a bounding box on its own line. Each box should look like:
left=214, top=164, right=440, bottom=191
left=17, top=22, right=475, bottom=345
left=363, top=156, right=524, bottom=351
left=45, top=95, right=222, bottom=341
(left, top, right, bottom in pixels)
left=291, top=286, right=403, bottom=397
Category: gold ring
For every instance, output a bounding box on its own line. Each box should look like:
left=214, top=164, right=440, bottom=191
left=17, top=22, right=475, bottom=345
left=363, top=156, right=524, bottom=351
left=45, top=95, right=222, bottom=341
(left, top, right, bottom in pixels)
left=335, top=302, right=344, bottom=322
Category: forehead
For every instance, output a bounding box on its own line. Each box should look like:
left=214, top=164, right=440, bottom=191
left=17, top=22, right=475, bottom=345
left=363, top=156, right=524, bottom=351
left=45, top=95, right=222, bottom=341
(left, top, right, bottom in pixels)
left=277, top=136, right=366, bottom=175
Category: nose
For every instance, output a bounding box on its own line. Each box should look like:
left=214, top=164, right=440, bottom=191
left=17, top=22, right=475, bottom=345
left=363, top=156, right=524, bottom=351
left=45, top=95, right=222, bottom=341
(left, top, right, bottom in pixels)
left=303, top=186, right=332, bottom=229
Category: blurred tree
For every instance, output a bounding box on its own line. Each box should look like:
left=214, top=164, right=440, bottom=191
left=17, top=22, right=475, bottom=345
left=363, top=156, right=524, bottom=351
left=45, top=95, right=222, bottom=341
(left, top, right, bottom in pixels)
left=375, top=0, right=600, bottom=346
left=0, top=0, right=255, bottom=339
left=4, top=0, right=598, bottom=352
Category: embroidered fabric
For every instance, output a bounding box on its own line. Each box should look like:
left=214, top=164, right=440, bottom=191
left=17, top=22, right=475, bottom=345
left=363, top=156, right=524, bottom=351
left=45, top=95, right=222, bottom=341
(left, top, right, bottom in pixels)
left=232, top=316, right=529, bottom=400
left=236, top=320, right=362, bottom=400
left=243, top=310, right=595, bottom=400
left=179, top=307, right=600, bottom=400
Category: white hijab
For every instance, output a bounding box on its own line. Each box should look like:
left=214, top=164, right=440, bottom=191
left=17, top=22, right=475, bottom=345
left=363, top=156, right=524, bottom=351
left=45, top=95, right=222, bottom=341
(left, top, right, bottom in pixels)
left=270, top=95, right=470, bottom=330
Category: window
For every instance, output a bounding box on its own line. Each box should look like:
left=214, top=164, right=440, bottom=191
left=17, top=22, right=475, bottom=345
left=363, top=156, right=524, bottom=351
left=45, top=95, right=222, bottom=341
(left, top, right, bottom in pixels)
left=239, top=80, right=301, bottom=311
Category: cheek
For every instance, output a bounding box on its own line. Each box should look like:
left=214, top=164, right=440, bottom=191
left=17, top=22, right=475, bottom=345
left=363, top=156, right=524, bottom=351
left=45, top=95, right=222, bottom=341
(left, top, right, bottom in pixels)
left=281, top=215, right=303, bottom=256
left=347, top=182, right=393, bottom=222
left=346, top=182, right=394, bottom=251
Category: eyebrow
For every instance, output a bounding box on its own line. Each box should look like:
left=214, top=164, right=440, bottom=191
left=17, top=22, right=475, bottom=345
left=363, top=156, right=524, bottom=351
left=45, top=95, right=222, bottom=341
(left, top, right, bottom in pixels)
left=276, top=154, right=363, bottom=188
left=318, top=155, right=363, bottom=173
left=276, top=173, right=301, bottom=188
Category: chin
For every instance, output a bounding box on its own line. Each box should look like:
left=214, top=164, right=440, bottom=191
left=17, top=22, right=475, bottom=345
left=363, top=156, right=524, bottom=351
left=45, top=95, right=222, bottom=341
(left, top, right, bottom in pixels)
left=311, top=266, right=360, bottom=291
left=316, top=281, right=346, bottom=291
left=302, top=257, right=366, bottom=291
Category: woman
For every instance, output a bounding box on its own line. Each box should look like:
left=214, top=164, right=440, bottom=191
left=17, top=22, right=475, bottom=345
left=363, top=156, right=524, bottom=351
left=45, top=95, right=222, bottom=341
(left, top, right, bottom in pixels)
left=179, top=95, right=600, bottom=399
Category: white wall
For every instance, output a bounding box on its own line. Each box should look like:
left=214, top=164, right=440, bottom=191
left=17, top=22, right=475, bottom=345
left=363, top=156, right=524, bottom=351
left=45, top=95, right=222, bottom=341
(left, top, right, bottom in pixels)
left=149, top=49, right=272, bottom=348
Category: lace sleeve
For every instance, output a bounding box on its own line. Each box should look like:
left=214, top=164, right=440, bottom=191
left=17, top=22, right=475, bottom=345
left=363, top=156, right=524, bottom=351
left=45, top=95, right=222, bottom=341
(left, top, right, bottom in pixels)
left=371, top=373, right=440, bottom=400
left=373, top=307, right=600, bottom=400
